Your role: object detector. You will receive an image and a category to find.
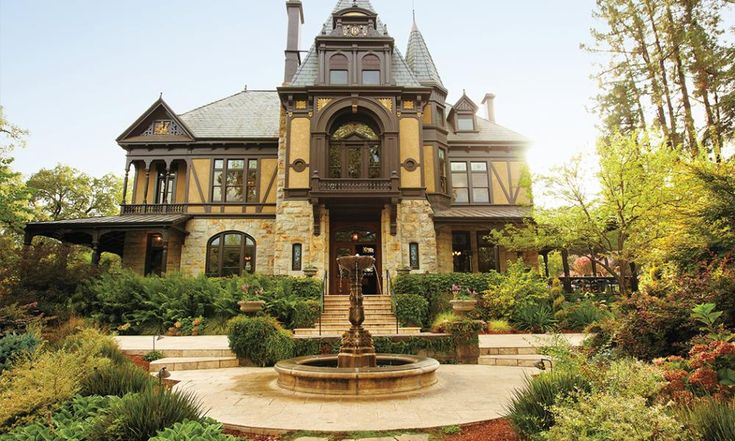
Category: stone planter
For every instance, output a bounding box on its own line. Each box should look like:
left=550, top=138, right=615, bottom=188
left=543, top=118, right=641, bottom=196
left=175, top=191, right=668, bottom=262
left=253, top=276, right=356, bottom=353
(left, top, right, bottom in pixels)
left=450, top=299, right=477, bottom=317
left=303, top=267, right=318, bottom=278
left=238, top=300, right=266, bottom=314
left=396, top=267, right=411, bottom=276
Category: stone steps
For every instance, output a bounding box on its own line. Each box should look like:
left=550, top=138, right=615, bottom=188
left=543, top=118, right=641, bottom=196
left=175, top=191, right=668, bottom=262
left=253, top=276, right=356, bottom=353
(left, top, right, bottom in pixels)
left=124, top=348, right=235, bottom=358
left=293, top=327, right=421, bottom=336
left=479, top=346, right=541, bottom=356
left=295, top=295, right=416, bottom=336
left=149, top=356, right=239, bottom=372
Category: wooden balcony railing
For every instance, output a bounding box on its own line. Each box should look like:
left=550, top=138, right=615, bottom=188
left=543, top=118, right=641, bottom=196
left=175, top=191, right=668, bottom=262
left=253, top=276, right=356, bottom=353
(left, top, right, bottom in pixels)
left=310, top=171, right=400, bottom=196
left=121, top=204, right=186, bottom=215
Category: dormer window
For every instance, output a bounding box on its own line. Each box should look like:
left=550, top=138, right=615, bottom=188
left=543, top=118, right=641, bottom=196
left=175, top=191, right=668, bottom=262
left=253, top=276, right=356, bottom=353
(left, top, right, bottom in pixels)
left=456, top=115, right=475, bottom=131
left=361, top=54, right=381, bottom=85
left=329, top=54, right=349, bottom=85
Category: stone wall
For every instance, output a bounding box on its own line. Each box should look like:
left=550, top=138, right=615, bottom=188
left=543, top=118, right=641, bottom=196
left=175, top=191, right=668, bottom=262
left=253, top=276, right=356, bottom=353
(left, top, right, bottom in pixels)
left=272, top=200, right=329, bottom=276
left=122, top=231, right=147, bottom=274
left=179, top=218, right=275, bottom=276
left=435, top=227, right=453, bottom=273
left=382, top=199, right=438, bottom=277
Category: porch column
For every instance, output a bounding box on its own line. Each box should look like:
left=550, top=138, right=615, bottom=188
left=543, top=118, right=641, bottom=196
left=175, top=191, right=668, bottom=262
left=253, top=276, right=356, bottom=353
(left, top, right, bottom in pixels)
left=121, top=163, right=131, bottom=205
left=561, top=249, right=572, bottom=293
left=142, top=166, right=151, bottom=205
left=162, top=163, right=171, bottom=204
left=91, top=230, right=101, bottom=267
left=160, top=229, right=169, bottom=274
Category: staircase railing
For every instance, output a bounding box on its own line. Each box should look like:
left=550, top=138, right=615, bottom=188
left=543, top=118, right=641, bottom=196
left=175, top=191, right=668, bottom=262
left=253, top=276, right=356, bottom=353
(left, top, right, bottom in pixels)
left=386, top=270, right=399, bottom=334
left=319, top=270, right=327, bottom=336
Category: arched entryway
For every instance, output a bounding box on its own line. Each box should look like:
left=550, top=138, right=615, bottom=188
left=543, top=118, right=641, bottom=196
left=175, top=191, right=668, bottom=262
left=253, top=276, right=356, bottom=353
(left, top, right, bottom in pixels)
left=329, top=215, right=382, bottom=295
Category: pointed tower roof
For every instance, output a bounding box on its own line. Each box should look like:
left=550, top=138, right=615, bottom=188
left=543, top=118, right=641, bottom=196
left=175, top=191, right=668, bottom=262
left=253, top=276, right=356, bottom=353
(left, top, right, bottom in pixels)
left=406, top=15, right=444, bottom=89
left=288, top=0, right=421, bottom=87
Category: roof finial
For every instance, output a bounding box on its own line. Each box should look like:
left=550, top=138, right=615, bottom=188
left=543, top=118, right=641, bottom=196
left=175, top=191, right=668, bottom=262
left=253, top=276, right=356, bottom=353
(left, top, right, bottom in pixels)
left=159, top=92, right=163, bottom=99
left=411, top=0, right=418, bottom=31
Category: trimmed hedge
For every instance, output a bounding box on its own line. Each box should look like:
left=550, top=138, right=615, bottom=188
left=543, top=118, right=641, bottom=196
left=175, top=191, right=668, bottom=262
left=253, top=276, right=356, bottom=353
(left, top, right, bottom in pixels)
left=395, top=294, right=429, bottom=328
left=393, top=273, right=494, bottom=322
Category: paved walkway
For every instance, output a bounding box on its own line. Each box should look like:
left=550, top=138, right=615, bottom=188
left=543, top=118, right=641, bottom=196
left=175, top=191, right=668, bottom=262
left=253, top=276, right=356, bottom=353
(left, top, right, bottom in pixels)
left=116, top=333, right=587, bottom=353
left=169, top=365, right=534, bottom=433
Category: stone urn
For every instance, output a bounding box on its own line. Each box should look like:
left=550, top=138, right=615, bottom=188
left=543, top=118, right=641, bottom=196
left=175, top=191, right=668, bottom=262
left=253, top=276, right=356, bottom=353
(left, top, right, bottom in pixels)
left=303, top=266, right=318, bottom=278
left=450, top=299, right=477, bottom=317
left=238, top=300, right=266, bottom=314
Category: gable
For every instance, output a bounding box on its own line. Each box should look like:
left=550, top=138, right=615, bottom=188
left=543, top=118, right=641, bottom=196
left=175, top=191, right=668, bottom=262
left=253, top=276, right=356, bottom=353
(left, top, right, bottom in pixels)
left=117, top=98, right=194, bottom=144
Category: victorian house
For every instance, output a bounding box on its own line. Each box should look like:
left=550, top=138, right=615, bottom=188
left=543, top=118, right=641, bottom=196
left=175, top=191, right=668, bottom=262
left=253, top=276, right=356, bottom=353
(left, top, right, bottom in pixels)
left=25, top=0, right=533, bottom=295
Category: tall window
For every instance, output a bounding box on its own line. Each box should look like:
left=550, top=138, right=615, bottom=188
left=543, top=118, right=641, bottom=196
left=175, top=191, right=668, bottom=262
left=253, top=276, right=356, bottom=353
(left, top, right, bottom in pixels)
left=206, top=231, right=256, bottom=277
left=361, top=54, right=380, bottom=85
left=328, top=122, right=381, bottom=179
left=155, top=168, right=176, bottom=204
left=212, top=159, right=258, bottom=203
left=329, top=54, right=349, bottom=85
left=477, top=231, right=499, bottom=272
left=451, top=161, right=491, bottom=204
left=438, top=149, right=447, bottom=193
left=292, top=243, right=303, bottom=271
left=452, top=231, right=472, bottom=273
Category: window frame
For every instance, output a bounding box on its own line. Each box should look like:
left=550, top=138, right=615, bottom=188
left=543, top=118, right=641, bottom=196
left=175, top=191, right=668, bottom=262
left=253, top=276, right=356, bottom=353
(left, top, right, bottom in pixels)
left=409, top=242, right=420, bottom=270
left=206, top=231, right=256, bottom=277
left=154, top=166, right=176, bottom=205
left=455, top=114, right=476, bottom=132
left=291, top=243, right=303, bottom=271
left=450, top=160, right=492, bottom=205
left=452, top=231, right=473, bottom=273
left=211, top=158, right=259, bottom=204
left=477, top=231, right=500, bottom=272
left=329, top=53, right=350, bottom=85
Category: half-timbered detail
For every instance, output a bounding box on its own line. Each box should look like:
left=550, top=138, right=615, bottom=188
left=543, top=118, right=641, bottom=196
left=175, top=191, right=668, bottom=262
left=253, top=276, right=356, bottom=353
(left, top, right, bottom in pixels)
left=25, top=0, right=534, bottom=287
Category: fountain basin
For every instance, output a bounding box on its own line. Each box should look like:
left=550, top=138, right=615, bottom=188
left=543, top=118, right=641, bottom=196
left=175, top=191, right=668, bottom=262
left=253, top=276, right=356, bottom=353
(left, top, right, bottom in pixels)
left=274, top=354, right=439, bottom=396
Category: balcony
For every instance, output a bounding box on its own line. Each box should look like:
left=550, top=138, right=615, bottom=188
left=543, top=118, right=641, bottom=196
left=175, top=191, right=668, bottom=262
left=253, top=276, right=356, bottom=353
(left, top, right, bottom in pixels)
left=121, top=204, right=186, bottom=215
left=309, top=171, right=400, bottom=199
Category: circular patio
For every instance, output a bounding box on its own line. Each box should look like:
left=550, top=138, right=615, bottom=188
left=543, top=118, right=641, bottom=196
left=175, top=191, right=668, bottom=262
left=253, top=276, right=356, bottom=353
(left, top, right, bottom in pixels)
left=168, top=364, right=534, bottom=433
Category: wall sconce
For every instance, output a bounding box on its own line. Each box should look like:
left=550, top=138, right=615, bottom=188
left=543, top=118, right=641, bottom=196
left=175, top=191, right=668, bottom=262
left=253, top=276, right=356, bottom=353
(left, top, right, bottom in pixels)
left=452, top=251, right=462, bottom=257
left=351, top=232, right=360, bottom=242
left=152, top=234, right=162, bottom=243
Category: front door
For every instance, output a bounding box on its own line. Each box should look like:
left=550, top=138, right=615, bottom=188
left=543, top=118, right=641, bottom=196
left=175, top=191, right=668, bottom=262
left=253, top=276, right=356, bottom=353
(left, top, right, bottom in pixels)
left=330, top=222, right=381, bottom=295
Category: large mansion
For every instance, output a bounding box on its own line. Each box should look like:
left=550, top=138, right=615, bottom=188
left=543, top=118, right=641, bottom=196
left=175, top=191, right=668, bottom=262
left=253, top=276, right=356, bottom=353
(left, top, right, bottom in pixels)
left=26, top=0, right=533, bottom=294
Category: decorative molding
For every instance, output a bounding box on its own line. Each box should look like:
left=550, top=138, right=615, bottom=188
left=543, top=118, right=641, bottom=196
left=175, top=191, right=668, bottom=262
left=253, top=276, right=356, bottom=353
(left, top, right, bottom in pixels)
left=295, top=100, right=308, bottom=110
left=403, top=100, right=415, bottom=110
left=317, top=98, right=333, bottom=111
left=402, top=158, right=419, bottom=172
left=291, top=159, right=308, bottom=172
left=378, top=98, right=393, bottom=111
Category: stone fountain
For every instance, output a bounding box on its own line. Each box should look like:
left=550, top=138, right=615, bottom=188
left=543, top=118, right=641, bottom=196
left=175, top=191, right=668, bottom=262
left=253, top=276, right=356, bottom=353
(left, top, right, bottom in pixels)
left=274, top=255, right=439, bottom=396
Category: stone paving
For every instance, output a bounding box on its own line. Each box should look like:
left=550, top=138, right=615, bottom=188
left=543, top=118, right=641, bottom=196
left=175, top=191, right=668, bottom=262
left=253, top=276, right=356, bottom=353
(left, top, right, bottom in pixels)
left=293, top=436, right=428, bottom=441
left=168, top=365, right=535, bottom=433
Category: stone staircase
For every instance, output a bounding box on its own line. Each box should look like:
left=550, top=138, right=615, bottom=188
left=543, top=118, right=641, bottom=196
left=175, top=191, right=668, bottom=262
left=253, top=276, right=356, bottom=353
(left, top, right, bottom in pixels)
left=293, top=295, right=421, bottom=336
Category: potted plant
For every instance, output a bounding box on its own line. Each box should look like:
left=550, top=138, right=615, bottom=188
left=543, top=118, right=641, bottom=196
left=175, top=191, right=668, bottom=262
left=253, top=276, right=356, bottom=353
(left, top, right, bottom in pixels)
left=450, top=284, right=477, bottom=317
left=238, top=284, right=266, bottom=314
left=303, top=265, right=318, bottom=278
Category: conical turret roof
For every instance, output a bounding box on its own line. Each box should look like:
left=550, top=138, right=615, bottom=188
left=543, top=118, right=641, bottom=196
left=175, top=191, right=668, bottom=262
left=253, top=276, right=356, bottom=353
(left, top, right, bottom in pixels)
left=406, top=16, right=444, bottom=88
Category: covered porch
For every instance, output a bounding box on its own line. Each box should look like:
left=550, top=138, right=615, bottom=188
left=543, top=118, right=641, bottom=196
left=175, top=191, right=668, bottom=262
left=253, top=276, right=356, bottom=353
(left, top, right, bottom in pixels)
left=24, top=214, right=190, bottom=275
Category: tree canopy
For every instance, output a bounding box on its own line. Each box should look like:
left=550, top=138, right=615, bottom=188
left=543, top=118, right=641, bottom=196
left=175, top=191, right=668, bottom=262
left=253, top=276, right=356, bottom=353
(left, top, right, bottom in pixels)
left=0, top=107, right=32, bottom=234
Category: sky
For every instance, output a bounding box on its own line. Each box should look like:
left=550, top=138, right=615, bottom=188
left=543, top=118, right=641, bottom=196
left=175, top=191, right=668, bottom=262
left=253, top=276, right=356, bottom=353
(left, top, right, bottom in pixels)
left=0, top=0, right=600, bottom=183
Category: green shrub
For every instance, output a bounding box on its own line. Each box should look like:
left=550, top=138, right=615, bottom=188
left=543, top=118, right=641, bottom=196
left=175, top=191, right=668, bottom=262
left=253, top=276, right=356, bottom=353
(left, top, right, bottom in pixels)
left=680, top=398, right=735, bottom=441
left=0, top=394, right=121, bottom=441
left=144, top=350, right=165, bottom=362
left=446, top=319, right=485, bottom=347
left=487, top=319, right=513, bottom=333
left=395, top=294, right=429, bottom=328
left=264, top=329, right=295, bottom=363
left=544, top=392, right=685, bottom=441
left=595, top=359, right=666, bottom=401
left=149, top=419, right=238, bottom=441
left=394, top=273, right=487, bottom=322
left=290, top=299, right=321, bottom=329
left=89, top=387, right=204, bottom=441
left=227, top=316, right=285, bottom=366
left=512, top=303, right=557, bottom=333
left=555, top=300, right=610, bottom=331
left=479, top=261, right=549, bottom=320
left=0, top=333, right=39, bottom=372
left=507, top=370, right=591, bottom=439
left=431, top=311, right=459, bottom=333
left=80, top=362, right=155, bottom=397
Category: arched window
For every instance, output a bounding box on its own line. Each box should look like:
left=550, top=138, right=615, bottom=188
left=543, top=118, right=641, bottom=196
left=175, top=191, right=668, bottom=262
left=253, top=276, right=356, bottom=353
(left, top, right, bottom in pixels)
left=328, top=121, right=381, bottom=179
left=206, top=231, right=256, bottom=277
left=329, top=54, right=349, bottom=85
left=361, top=54, right=380, bottom=85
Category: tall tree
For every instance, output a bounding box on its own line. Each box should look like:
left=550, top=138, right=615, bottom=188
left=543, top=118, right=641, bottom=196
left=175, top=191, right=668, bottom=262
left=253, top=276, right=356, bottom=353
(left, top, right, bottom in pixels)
left=0, top=107, right=32, bottom=234
left=27, top=165, right=122, bottom=221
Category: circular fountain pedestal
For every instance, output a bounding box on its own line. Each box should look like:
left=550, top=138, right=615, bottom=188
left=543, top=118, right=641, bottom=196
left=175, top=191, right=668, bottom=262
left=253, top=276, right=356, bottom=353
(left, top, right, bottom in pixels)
left=275, top=354, right=439, bottom=396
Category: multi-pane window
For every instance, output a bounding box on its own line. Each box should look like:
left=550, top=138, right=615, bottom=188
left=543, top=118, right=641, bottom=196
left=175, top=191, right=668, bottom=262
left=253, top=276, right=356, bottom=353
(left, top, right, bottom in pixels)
left=451, top=161, right=491, bottom=204
left=438, top=149, right=448, bottom=193
left=206, top=231, right=256, bottom=277
left=329, top=54, right=349, bottom=85
left=435, top=107, right=446, bottom=128
left=456, top=115, right=475, bottom=131
left=477, top=231, right=499, bottom=273
left=328, top=123, right=381, bottom=179
left=155, top=169, right=176, bottom=204
left=361, top=54, right=380, bottom=85
left=452, top=231, right=472, bottom=273
left=212, top=159, right=258, bottom=203
left=451, top=162, right=469, bottom=203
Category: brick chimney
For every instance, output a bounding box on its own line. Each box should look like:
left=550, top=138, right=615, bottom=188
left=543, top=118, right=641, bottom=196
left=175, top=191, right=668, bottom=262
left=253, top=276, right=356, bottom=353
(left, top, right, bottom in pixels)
left=482, top=93, right=496, bottom=123
left=284, top=0, right=304, bottom=83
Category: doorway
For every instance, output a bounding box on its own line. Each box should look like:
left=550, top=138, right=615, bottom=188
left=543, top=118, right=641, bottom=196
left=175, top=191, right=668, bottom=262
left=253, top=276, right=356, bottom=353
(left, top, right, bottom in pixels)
left=145, top=233, right=164, bottom=276
left=330, top=221, right=382, bottom=295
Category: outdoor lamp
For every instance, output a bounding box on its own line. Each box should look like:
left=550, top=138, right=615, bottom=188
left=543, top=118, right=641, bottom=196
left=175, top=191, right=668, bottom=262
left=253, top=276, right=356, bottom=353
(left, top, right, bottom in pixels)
left=157, top=367, right=171, bottom=387
left=534, top=358, right=553, bottom=371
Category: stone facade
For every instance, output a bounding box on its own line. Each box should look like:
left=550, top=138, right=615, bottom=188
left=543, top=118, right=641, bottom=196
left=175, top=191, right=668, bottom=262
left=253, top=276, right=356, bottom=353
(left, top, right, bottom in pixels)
left=381, top=200, right=438, bottom=276
left=272, top=200, right=329, bottom=277
left=180, top=218, right=276, bottom=276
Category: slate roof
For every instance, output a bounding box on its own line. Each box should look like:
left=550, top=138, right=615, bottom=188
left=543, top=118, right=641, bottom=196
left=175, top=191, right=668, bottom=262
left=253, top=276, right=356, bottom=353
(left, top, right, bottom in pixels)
left=406, top=20, right=444, bottom=88
left=433, top=206, right=532, bottom=221
left=447, top=110, right=529, bottom=144
left=26, top=214, right=191, bottom=227
left=178, top=90, right=280, bottom=139
left=288, top=0, right=422, bottom=88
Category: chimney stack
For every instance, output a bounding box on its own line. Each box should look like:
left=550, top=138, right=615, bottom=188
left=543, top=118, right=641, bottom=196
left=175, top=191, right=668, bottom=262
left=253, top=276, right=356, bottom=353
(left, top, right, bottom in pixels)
left=482, top=93, right=496, bottom=123
left=284, top=0, right=304, bottom=83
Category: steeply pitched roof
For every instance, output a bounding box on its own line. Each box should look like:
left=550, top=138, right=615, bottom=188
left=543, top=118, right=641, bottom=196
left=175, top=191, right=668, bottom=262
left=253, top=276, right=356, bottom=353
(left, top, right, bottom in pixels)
left=406, top=18, right=444, bottom=88
left=448, top=113, right=529, bottom=144
left=178, top=90, right=280, bottom=139
left=288, top=0, right=421, bottom=88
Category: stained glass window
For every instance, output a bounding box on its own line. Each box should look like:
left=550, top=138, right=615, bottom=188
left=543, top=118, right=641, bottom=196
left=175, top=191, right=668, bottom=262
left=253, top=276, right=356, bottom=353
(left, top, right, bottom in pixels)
left=409, top=242, right=420, bottom=269
left=331, top=123, right=379, bottom=141
left=292, top=243, right=303, bottom=271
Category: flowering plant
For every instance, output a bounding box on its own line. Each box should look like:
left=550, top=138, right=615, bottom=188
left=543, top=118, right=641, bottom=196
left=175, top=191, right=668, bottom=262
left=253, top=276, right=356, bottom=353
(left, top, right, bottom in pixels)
left=240, top=283, right=265, bottom=301
left=451, top=284, right=477, bottom=301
